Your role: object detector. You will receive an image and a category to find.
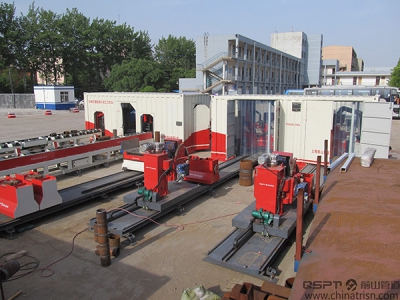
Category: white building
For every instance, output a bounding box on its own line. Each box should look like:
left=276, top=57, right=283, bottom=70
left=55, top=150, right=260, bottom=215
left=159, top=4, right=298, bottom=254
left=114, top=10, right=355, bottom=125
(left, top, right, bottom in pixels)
left=180, top=31, right=392, bottom=95
left=180, top=34, right=303, bottom=95
left=321, top=67, right=391, bottom=86
left=270, top=31, right=323, bottom=87
left=34, top=86, right=75, bottom=110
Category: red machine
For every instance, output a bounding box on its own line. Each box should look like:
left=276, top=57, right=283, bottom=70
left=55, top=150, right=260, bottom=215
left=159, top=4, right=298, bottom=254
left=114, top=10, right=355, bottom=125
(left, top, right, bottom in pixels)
left=138, top=138, right=220, bottom=202
left=14, top=171, right=62, bottom=210
left=0, top=171, right=62, bottom=218
left=253, top=152, right=313, bottom=220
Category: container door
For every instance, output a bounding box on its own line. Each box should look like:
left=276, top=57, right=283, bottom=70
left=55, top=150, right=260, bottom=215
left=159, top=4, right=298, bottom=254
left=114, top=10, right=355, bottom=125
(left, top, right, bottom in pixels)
left=193, top=104, right=211, bottom=149
left=141, top=114, right=153, bottom=133
left=279, top=100, right=307, bottom=159
left=121, top=103, right=136, bottom=134
left=94, top=112, right=105, bottom=132
left=304, top=101, right=333, bottom=161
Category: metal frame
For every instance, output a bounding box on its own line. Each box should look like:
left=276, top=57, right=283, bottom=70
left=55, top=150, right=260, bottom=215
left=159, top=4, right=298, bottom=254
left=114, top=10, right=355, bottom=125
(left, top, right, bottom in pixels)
left=88, top=156, right=252, bottom=238
left=0, top=171, right=143, bottom=235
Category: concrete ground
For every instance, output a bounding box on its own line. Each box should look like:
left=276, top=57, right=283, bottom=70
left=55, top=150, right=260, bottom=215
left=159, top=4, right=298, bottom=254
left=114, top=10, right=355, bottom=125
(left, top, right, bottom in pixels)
left=0, top=108, right=86, bottom=143
left=0, top=108, right=399, bottom=299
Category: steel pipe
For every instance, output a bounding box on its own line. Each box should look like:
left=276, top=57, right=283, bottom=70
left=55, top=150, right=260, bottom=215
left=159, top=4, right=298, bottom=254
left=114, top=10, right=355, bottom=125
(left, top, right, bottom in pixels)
left=340, top=153, right=355, bottom=173
left=154, top=131, right=160, bottom=143
left=93, top=222, right=99, bottom=243
left=96, top=208, right=111, bottom=267
left=95, top=245, right=120, bottom=257
left=328, top=153, right=348, bottom=172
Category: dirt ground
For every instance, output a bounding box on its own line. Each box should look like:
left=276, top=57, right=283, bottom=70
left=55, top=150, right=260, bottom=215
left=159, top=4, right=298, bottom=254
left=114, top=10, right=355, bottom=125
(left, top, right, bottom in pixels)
left=0, top=166, right=299, bottom=300
left=0, top=109, right=399, bottom=299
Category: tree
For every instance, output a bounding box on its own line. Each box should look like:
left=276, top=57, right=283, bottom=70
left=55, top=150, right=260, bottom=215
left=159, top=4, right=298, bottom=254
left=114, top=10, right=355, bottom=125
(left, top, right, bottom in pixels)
left=0, top=2, right=18, bottom=92
left=130, top=30, right=153, bottom=60
left=59, top=8, right=91, bottom=95
left=19, top=3, right=44, bottom=86
left=104, top=58, right=164, bottom=92
left=36, top=8, right=63, bottom=85
left=0, top=2, right=191, bottom=94
left=153, top=35, right=196, bottom=91
left=154, top=35, right=195, bottom=70
left=389, top=59, right=400, bottom=88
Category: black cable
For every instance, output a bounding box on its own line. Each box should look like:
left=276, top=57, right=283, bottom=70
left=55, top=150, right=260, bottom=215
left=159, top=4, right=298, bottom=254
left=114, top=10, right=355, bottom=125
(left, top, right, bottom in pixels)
left=109, top=196, right=143, bottom=219
left=152, top=165, right=171, bottom=192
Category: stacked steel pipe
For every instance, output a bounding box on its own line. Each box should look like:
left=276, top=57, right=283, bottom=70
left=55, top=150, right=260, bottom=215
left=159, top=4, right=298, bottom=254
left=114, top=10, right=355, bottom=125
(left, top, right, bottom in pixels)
left=94, top=209, right=121, bottom=265
left=95, top=208, right=111, bottom=267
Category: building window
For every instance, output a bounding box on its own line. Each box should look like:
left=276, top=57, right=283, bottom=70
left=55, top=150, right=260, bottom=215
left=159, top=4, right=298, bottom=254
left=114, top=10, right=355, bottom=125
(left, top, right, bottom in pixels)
left=375, top=77, right=380, bottom=86
left=60, top=91, right=69, bottom=102
left=353, top=77, right=357, bottom=85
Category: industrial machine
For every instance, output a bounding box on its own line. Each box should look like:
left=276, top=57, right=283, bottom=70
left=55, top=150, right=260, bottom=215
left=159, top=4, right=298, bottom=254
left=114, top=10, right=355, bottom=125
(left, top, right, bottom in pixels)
left=251, top=152, right=313, bottom=229
left=127, top=137, right=220, bottom=210
left=0, top=171, right=61, bottom=219
left=0, top=129, right=153, bottom=225
left=0, top=130, right=152, bottom=177
left=204, top=151, right=314, bottom=280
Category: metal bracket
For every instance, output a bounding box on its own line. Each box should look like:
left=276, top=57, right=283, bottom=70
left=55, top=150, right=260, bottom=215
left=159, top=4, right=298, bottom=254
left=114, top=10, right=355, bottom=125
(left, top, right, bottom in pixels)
left=125, top=233, right=136, bottom=245
left=6, top=226, right=15, bottom=236
left=173, top=206, right=185, bottom=216
left=135, top=181, right=143, bottom=188
left=209, top=189, right=216, bottom=197
left=2, top=227, right=17, bottom=240
left=265, top=266, right=277, bottom=280
left=100, top=194, right=109, bottom=201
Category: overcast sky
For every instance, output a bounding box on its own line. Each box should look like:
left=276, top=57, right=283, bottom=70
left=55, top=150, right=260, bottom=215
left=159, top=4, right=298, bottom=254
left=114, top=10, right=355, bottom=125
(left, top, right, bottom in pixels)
left=9, top=0, right=400, bottom=68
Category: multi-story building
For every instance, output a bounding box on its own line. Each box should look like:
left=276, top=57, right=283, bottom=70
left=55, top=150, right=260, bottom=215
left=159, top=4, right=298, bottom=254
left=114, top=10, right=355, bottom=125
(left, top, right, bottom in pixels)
left=320, top=47, right=389, bottom=86
left=321, top=67, right=391, bottom=86
left=321, top=59, right=340, bottom=85
left=180, top=34, right=303, bottom=95
left=322, top=46, right=364, bottom=72
left=180, top=32, right=390, bottom=94
left=270, top=31, right=323, bottom=87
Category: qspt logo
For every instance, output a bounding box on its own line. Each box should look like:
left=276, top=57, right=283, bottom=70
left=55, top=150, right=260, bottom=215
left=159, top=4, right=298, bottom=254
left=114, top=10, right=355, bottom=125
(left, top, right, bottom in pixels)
left=346, top=279, right=357, bottom=291
left=303, top=279, right=358, bottom=290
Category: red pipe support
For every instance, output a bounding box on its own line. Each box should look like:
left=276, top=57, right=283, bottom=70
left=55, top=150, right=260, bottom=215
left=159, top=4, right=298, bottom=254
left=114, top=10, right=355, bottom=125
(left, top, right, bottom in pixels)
left=330, top=129, right=334, bottom=162
left=324, top=139, right=328, bottom=177
left=315, top=156, right=321, bottom=206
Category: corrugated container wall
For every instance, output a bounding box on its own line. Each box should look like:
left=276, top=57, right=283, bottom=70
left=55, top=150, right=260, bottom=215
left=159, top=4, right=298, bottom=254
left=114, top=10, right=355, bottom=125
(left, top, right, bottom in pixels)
left=83, top=93, right=210, bottom=149
left=211, top=95, right=279, bottom=161
left=211, top=94, right=386, bottom=163
left=278, top=95, right=382, bottom=162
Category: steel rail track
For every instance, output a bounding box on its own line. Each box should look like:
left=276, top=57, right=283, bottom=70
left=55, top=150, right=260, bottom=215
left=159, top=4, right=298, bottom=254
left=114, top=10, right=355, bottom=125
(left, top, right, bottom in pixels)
left=0, top=170, right=144, bottom=235
left=88, top=156, right=253, bottom=238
